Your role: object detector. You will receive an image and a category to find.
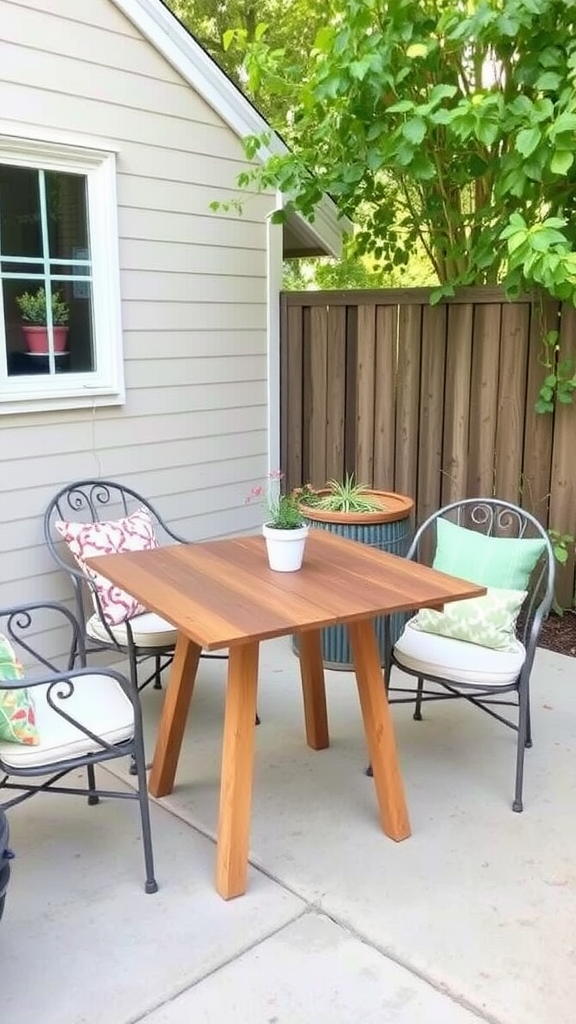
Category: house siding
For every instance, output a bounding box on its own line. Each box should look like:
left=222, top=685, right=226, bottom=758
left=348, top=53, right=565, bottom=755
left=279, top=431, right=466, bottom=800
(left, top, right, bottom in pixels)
left=0, top=0, right=273, bottom=639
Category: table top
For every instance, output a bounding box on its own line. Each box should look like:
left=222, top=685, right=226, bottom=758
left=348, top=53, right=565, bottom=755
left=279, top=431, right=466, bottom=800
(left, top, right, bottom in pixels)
left=87, top=531, right=485, bottom=651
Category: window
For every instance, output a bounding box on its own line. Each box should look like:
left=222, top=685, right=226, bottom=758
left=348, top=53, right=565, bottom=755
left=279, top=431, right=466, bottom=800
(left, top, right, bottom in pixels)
left=0, top=136, right=124, bottom=413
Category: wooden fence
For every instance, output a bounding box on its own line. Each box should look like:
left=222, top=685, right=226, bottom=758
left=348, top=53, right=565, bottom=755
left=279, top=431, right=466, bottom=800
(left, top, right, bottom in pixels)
left=280, top=287, right=576, bottom=606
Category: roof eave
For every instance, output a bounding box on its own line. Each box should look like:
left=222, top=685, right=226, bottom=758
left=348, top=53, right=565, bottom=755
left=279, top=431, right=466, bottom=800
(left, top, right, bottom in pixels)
left=110, top=0, right=349, bottom=256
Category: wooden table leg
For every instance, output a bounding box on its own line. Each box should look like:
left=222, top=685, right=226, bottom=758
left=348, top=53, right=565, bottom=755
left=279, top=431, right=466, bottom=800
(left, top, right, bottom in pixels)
left=298, top=629, right=329, bottom=750
left=149, top=633, right=202, bottom=798
left=348, top=619, right=411, bottom=842
left=215, top=641, right=259, bottom=899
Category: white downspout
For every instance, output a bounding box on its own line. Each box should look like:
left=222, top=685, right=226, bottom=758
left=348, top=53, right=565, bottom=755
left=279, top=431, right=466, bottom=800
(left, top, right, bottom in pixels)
left=266, top=208, right=284, bottom=474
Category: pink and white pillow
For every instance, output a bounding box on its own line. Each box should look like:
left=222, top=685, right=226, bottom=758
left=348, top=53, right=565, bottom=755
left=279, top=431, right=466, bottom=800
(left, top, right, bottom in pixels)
left=55, top=507, right=158, bottom=626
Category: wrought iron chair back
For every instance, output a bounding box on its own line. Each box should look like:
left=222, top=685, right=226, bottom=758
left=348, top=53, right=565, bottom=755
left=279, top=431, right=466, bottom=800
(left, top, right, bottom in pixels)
left=0, top=601, right=157, bottom=893
left=43, top=479, right=226, bottom=693
left=384, top=498, right=555, bottom=811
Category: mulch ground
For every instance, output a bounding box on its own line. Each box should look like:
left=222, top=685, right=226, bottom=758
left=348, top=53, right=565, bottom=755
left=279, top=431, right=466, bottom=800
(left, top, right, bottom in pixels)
left=538, top=609, right=576, bottom=658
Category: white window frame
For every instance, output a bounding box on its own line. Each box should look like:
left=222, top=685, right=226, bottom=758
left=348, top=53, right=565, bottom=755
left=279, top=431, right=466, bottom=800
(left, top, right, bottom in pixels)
left=0, top=134, right=124, bottom=415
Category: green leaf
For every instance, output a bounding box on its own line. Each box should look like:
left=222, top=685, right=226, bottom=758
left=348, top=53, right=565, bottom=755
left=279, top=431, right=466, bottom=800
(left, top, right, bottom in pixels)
left=535, top=71, right=562, bottom=91
left=530, top=228, right=567, bottom=251
left=476, top=119, right=499, bottom=147
left=350, top=58, right=371, bottom=80
left=313, top=26, right=334, bottom=52
left=366, top=121, right=385, bottom=140
left=550, top=112, right=576, bottom=138
left=507, top=232, right=527, bottom=254
left=222, top=29, right=236, bottom=52
left=387, top=99, right=414, bottom=113
left=429, top=84, right=458, bottom=104
left=406, top=43, right=428, bottom=58
left=551, top=150, right=574, bottom=175
left=515, top=127, right=541, bottom=157
left=402, top=117, right=426, bottom=144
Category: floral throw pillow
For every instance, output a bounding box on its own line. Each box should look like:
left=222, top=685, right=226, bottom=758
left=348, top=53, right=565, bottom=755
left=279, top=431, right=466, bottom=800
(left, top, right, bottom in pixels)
left=55, top=507, right=159, bottom=626
left=0, top=634, right=39, bottom=746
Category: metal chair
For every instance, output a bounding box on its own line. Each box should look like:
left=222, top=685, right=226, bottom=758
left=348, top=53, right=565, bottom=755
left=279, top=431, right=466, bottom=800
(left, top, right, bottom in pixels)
left=0, top=601, right=157, bottom=893
left=44, top=479, right=228, bottom=695
left=0, top=807, right=11, bottom=921
left=381, top=498, right=555, bottom=812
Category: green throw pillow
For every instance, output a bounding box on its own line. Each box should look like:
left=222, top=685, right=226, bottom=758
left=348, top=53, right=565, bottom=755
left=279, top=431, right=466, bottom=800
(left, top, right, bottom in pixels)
left=0, top=634, right=39, bottom=746
left=433, top=518, right=546, bottom=590
left=411, top=587, right=527, bottom=651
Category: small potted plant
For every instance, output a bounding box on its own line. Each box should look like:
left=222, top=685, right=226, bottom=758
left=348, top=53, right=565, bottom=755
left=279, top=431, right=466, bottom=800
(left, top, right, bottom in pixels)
left=246, top=471, right=309, bottom=572
left=296, top=475, right=413, bottom=523
left=294, top=474, right=414, bottom=667
left=16, top=286, right=69, bottom=354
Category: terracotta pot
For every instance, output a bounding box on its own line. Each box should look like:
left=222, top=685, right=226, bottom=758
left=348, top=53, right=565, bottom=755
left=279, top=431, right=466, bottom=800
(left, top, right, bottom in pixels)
left=298, top=489, right=414, bottom=525
left=22, top=325, right=68, bottom=354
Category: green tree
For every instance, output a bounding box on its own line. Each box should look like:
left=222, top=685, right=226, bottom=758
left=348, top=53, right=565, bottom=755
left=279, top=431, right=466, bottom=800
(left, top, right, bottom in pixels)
left=165, top=0, right=323, bottom=121
left=238, top=0, right=576, bottom=304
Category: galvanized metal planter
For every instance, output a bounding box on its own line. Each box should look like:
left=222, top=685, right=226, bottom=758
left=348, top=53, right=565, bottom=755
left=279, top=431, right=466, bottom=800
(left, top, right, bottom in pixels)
left=293, top=490, right=414, bottom=670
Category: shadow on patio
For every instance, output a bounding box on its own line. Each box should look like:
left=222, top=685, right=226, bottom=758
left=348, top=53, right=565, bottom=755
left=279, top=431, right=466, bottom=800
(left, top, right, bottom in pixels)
left=2, top=639, right=575, bottom=1024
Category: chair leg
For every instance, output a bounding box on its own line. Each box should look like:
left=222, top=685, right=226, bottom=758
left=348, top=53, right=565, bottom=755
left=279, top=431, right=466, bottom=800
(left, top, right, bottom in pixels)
left=153, top=654, right=163, bottom=690
left=513, top=685, right=529, bottom=813
left=413, top=677, right=425, bottom=721
left=525, top=695, right=533, bottom=748
left=87, top=763, right=99, bottom=806
left=131, top=737, right=158, bottom=894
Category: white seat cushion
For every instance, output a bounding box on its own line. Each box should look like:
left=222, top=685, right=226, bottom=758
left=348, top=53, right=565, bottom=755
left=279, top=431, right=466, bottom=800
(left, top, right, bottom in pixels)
left=87, top=611, right=178, bottom=649
left=394, top=619, right=526, bottom=687
left=0, top=673, right=134, bottom=770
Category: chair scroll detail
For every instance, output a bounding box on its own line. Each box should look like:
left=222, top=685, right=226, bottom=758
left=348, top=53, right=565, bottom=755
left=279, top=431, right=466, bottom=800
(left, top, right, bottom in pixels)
left=43, top=479, right=228, bottom=697
left=0, top=601, right=157, bottom=893
left=382, top=498, right=555, bottom=813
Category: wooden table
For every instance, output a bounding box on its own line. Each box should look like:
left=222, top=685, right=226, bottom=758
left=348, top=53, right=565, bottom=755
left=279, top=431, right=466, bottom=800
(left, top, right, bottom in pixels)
left=89, top=530, right=485, bottom=899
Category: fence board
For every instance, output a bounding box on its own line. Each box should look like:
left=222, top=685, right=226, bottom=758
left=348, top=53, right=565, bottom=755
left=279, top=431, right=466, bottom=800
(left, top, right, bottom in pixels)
left=280, top=287, right=576, bottom=606
left=495, top=302, right=530, bottom=503
left=522, top=300, right=558, bottom=519
left=549, top=304, right=576, bottom=607
left=325, top=306, right=347, bottom=483
left=282, top=300, right=303, bottom=491
left=395, top=304, right=422, bottom=500
left=442, top=303, right=473, bottom=505
left=305, top=306, right=329, bottom=485
left=417, top=304, right=447, bottom=524
left=356, top=305, right=377, bottom=483
left=344, top=306, right=358, bottom=476
left=373, top=305, right=398, bottom=489
left=467, top=303, right=502, bottom=496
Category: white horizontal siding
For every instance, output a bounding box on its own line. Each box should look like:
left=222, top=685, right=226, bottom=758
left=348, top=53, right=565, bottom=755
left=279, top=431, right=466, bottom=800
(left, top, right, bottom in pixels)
left=121, top=329, right=267, bottom=359
left=118, top=207, right=267, bottom=248
left=0, top=0, right=276, bottom=618
left=117, top=175, right=269, bottom=221
left=121, top=302, right=266, bottom=332
left=119, top=239, right=266, bottom=277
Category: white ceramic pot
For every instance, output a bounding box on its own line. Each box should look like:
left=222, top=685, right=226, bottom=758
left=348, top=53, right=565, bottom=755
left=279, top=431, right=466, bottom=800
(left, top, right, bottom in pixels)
left=262, top=523, right=309, bottom=572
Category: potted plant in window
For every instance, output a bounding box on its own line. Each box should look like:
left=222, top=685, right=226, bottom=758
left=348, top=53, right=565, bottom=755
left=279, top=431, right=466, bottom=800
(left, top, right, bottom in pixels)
left=15, top=286, right=69, bottom=354
left=294, top=475, right=414, bottom=667
left=246, top=471, right=309, bottom=572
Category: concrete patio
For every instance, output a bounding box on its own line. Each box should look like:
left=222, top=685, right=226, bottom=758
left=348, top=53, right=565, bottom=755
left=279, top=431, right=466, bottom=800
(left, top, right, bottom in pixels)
left=2, top=639, right=575, bottom=1024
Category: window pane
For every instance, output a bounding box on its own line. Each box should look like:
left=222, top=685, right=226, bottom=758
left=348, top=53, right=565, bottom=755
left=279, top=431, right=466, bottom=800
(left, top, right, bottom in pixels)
left=1, top=164, right=95, bottom=379
left=4, top=277, right=95, bottom=377
left=0, top=164, right=42, bottom=259
left=45, top=171, right=90, bottom=260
